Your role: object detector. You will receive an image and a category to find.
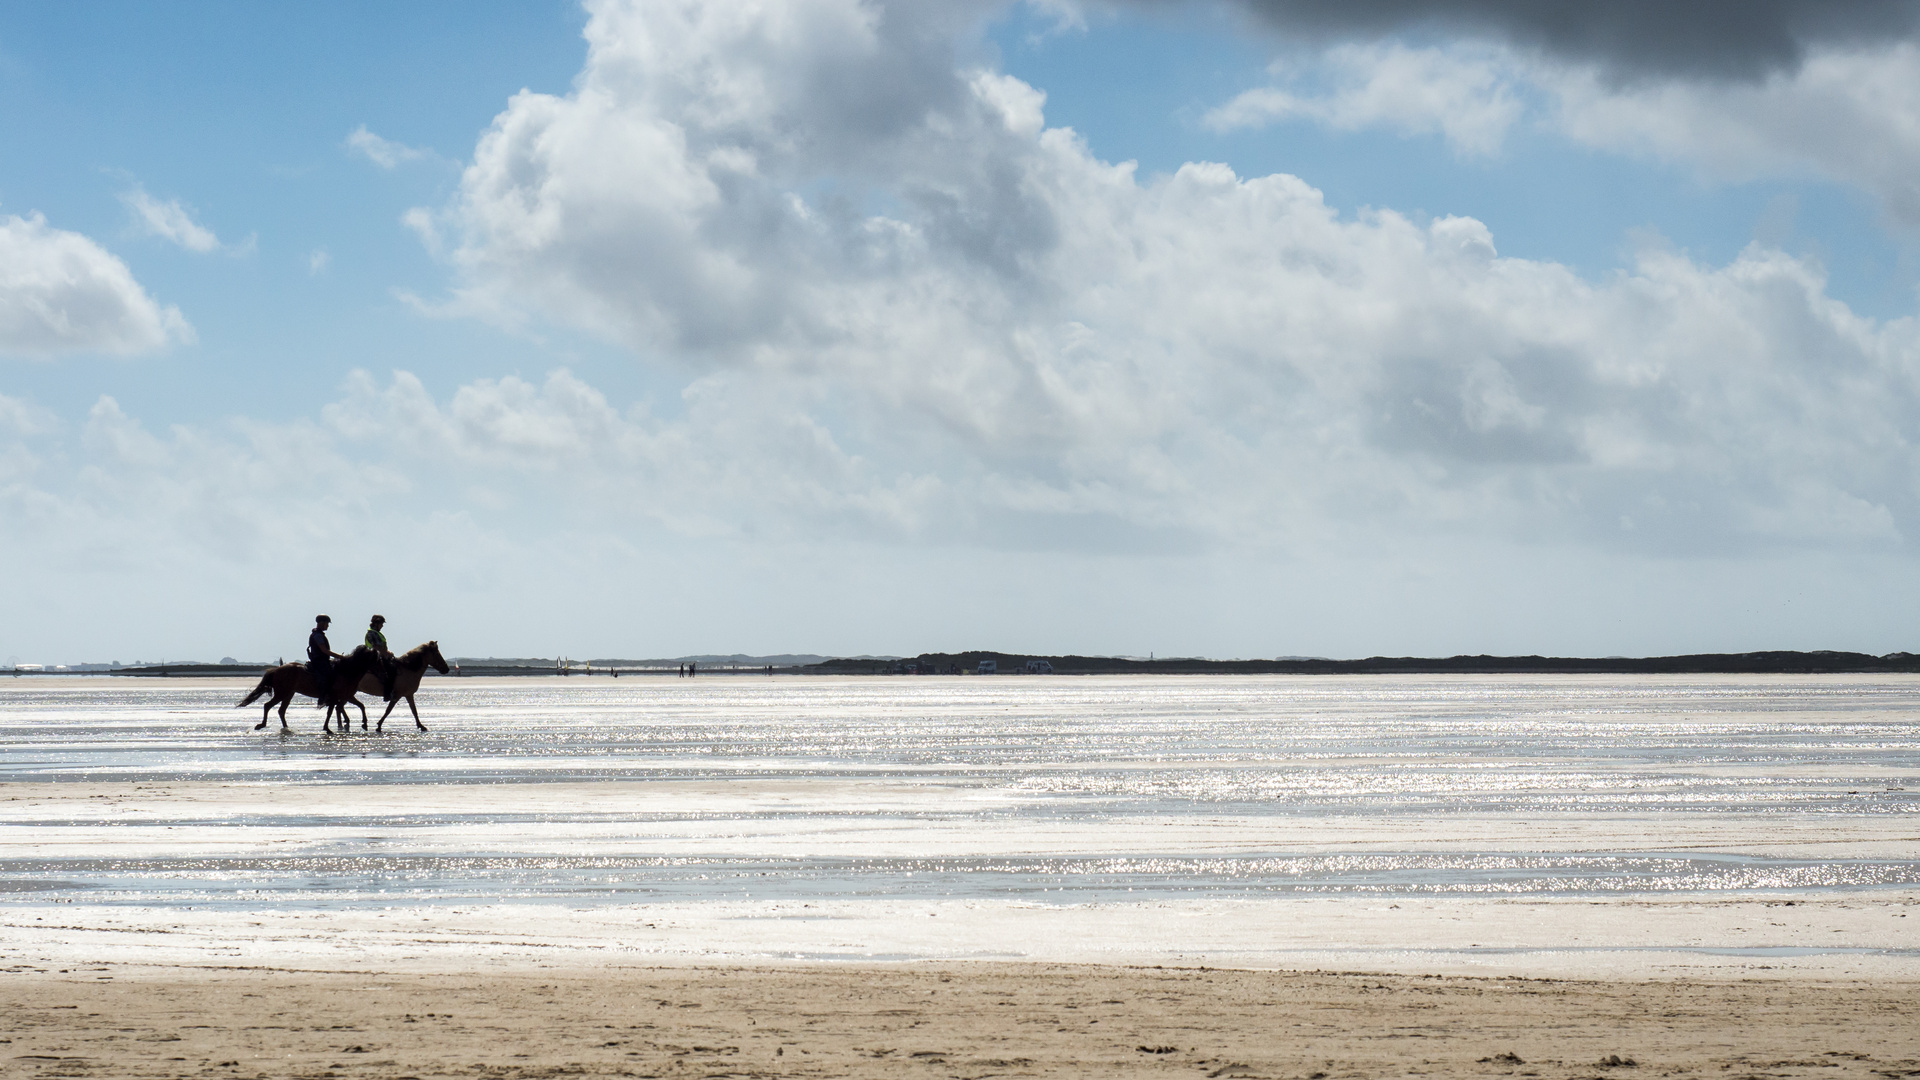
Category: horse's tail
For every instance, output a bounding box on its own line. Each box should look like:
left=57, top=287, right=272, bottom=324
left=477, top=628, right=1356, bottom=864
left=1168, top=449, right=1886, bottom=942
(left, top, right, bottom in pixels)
left=237, top=671, right=276, bottom=708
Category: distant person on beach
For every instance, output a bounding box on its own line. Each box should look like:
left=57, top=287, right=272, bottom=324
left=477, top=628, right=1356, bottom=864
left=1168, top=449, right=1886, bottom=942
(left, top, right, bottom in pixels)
left=364, top=615, right=397, bottom=699
left=307, top=615, right=342, bottom=704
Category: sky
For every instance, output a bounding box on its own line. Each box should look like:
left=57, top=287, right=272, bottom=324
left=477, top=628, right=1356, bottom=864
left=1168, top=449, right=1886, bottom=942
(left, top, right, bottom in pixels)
left=6, top=0, right=1920, bottom=664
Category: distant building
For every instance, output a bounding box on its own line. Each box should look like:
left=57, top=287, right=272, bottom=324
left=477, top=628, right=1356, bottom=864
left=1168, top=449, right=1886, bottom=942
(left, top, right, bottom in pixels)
left=976, top=660, right=997, bottom=675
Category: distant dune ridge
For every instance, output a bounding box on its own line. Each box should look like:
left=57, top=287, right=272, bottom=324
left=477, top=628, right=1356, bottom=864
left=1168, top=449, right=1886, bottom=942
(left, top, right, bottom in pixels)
left=16, top=649, right=1920, bottom=676
left=803, top=649, right=1920, bottom=676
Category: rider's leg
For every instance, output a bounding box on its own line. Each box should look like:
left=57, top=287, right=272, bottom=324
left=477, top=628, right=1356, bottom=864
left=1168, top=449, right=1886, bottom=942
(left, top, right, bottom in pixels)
left=311, top=659, right=333, bottom=705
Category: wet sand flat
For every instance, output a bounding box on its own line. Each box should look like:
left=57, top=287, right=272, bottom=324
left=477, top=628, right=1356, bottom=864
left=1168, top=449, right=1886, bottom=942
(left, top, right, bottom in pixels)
left=8, top=892, right=1920, bottom=980
left=5, top=964, right=1918, bottom=1080
left=6, top=676, right=1918, bottom=1074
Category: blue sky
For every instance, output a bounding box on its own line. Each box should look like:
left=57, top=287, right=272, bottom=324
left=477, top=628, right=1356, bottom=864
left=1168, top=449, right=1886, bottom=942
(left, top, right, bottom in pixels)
left=0, top=1, right=599, bottom=422
left=5, top=0, right=1920, bottom=664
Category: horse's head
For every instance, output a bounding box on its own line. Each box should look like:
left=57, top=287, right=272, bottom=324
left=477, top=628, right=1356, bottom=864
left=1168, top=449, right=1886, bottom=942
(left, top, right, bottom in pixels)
left=425, top=640, right=450, bottom=675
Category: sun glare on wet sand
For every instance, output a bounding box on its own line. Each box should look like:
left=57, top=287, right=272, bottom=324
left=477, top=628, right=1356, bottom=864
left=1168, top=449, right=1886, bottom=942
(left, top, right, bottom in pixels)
left=3, top=674, right=1917, bottom=1076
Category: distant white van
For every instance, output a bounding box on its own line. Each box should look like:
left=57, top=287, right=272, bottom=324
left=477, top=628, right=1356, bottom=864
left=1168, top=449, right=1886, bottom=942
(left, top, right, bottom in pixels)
left=1025, top=660, right=1053, bottom=674
left=976, top=660, right=997, bottom=675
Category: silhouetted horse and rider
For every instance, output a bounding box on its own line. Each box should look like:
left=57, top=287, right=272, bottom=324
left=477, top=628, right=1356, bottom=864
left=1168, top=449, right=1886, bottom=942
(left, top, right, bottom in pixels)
left=237, top=614, right=450, bottom=733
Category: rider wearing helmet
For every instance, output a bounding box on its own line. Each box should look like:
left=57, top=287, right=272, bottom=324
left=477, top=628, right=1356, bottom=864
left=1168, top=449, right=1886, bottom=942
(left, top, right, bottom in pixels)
left=365, top=615, right=397, bottom=699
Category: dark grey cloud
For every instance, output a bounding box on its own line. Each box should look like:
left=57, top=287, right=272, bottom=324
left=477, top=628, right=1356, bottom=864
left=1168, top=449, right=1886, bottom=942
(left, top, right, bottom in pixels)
left=1214, top=0, right=1920, bottom=79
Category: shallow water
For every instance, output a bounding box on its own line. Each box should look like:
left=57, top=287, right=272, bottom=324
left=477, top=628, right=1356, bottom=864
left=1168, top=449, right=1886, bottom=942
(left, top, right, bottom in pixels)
left=3, top=674, right=1918, bottom=908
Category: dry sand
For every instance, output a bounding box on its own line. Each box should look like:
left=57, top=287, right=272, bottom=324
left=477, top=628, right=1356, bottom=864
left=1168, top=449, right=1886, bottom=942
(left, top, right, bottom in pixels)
left=5, top=964, right=1918, bottom=1080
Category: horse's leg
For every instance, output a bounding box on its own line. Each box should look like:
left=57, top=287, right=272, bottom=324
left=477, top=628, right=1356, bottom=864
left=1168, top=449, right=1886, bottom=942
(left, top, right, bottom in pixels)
left=279, top=694, right=291, bottom=731
left=355, top=697, right=368, bottom=732
left=256, top=683, right=283, bottom=731
left=260, top=688, right=288, bottom=731
left=408, top=695, right=425, bottom=732
left=376, top=696, right=399, bottom=733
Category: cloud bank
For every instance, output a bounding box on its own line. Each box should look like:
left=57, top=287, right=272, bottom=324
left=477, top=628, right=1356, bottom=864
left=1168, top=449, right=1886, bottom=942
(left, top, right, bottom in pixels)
left=1214, top=0, right=1920, bottom=81
left=1199, top=5, right=1920, bottom=227
left=380, top=0, right=1920, bottom=562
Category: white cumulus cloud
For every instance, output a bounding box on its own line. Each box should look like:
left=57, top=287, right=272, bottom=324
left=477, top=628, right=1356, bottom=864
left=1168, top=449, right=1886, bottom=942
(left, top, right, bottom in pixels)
left=361, top=0, right=1920, bottom=565
left=346, top=125, right=431, bottom=168
left=1545, top=42, right=1920, bottom=224
left=0, top=212, right=191, bottom=358
left=1204, top=42, right=1526, bottom=156
left=1206, top=35, right=1920, bottom=227
left=119, top=186, right=224, bottom=252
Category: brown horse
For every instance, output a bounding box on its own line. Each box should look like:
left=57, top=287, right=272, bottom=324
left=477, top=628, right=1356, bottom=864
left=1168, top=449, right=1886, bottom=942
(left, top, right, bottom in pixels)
left=238, top=645, right=384, bottom=733
left=352, top=640, right=451, bottom=732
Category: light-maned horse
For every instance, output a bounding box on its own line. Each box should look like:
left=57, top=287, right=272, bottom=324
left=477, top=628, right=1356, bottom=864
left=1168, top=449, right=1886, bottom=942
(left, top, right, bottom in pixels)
left=238, top=644, right=422, bottom=733
left=350, top=641, right=450, bottom=732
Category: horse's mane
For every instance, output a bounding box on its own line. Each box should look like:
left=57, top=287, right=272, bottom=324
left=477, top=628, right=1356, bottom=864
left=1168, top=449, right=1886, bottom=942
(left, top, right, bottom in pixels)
left=395, top=641, right=439, bottom=671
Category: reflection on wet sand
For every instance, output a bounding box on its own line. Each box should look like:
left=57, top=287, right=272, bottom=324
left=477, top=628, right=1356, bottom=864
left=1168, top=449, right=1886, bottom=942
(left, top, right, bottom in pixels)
left=1, top=674, right=1916, bottom=975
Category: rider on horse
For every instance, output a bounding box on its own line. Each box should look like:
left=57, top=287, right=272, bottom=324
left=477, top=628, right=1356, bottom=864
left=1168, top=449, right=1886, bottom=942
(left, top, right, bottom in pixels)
left=308, top=615, right=343, bottom=704
left=365, top=615, right=398, bottom=699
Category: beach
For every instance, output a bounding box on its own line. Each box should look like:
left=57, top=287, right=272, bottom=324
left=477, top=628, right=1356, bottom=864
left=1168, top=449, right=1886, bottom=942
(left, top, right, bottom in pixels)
left=3, top=674, right=1918, bottom=1074
left=7, top=964, right=1920, bottom=1079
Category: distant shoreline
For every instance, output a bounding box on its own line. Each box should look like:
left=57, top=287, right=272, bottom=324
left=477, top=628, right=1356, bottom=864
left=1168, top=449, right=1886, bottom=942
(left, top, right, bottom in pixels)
left=804, top=649, right=1920, bottom=676
left=13, top=648, right=1920, bottom=678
